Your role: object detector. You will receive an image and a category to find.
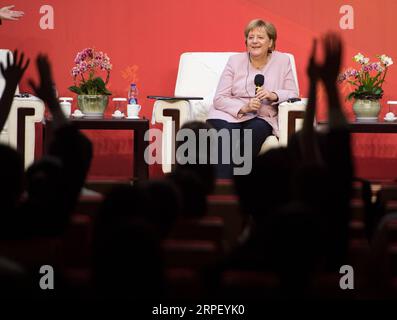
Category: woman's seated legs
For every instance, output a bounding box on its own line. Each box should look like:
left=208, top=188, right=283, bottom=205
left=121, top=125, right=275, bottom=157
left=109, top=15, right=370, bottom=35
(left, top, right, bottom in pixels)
left=241, top=117, right=273, bottom=156
left=206, top=118, right=273, bottom=179
left=206, top=119, right=240, bottom=179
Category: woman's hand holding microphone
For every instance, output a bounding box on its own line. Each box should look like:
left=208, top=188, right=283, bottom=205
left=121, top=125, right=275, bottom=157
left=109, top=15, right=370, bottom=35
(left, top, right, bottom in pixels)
left=255, top=87, right=278, bottom=102
left=239, top=87, right=278, bottom=116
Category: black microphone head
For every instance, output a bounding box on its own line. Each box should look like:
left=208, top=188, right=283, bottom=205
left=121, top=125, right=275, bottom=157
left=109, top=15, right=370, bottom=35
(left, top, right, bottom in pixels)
left=254, top=74, right=264, bottom=87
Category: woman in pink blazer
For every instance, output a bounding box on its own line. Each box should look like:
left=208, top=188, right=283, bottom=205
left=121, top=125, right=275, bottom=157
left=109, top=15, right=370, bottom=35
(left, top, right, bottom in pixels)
left=207, top=19, right=298, bottom=178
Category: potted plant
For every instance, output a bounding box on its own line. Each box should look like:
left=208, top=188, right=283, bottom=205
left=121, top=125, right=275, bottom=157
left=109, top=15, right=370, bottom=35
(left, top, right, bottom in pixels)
left=338, top=52, right=393, bottom=121
left=69, top=48, right=112, bottom=117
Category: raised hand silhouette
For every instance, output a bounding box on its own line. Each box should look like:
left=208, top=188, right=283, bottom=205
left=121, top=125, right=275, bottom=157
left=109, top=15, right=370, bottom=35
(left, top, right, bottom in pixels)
left=29, top=54, right=67, bottom=128
left=28, top=54, right=57, bottom=107
left=0, top=50, right=30, bottom=131
left=0, top=50, right=29, bottom=89
left=319, top=32, right=343, bottom=88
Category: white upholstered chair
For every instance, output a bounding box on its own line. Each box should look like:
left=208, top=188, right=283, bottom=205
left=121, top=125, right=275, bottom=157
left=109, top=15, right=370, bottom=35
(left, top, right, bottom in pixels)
left=151, top=52, right=307, bottom=173
left=0, top=49, right=45, bottom=168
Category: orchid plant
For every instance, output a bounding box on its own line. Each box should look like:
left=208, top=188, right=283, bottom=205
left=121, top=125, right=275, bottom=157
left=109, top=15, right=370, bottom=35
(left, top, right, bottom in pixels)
left=69, top=48, right=112, bottom=95
left=338, top=52, right=393, bottom=100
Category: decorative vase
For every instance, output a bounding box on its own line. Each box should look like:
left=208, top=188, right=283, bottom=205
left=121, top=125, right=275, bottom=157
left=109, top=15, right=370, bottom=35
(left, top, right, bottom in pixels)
left=352, top=99, right=381, bottom=122
left=77, top=94, right=109, bottom=118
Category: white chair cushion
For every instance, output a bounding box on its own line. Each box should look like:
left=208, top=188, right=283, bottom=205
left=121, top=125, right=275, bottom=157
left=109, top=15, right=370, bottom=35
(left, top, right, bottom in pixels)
left=175, top=52, right=238, bottom=121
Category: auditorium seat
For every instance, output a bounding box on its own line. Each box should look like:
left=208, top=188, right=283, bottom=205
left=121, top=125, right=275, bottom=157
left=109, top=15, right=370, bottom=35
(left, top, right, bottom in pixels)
left=220, top=270, right=363, bottom=299
left=0, top=237, right=62, bottom=268
left=73, top=188, right=104, bottom=216
left=309, top=272, right=360, bottom=299
left=162, top=239, right=220, bottom=269
left=219, top=270, right=280, bottom=300
left=165, top=267, right=205, bottom=300
left=349, top=219, right=366, bottom=240
left=213, top=179, right=236, bottom=195
left=207, top=195, right=245, bottom=251
left=167, top=216, right=225, bottom=249
left=350, top=199, right=366, bottom=220
left=60, top=214, right=93, bottom=268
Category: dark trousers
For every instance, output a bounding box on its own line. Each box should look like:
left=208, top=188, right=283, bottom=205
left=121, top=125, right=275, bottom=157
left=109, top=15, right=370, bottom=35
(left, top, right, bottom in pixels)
left=206, top=117, right=273, bottom=179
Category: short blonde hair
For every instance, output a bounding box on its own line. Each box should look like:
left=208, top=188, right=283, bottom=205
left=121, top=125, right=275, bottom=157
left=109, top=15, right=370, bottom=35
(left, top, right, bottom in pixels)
left=244, top=19, right=277, bottom=51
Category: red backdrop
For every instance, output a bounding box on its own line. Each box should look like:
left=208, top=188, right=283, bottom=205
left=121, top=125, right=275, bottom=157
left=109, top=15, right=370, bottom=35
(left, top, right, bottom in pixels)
left=2, top=0, right=397, bottom=180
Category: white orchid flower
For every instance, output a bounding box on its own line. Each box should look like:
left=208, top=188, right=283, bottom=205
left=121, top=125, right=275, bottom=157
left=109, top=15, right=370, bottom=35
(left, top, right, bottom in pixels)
left=354, top=53, right=369, bottom=64
left=354, top=53, right=364, bottom=62
left=380, top=54, right=393, bottom=67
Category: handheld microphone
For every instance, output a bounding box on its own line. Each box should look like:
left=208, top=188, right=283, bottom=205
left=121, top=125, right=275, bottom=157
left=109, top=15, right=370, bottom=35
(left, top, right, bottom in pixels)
left=254, top=74, right=264, bottom=95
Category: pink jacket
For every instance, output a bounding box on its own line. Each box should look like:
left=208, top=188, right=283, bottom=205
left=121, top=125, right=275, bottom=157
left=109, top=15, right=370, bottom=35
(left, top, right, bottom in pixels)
left=207, top=51, right=298, bottom=136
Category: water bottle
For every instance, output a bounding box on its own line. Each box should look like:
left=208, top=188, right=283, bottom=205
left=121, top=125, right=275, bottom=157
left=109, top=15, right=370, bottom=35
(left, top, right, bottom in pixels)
left=128, top=83, right=139, bottom=104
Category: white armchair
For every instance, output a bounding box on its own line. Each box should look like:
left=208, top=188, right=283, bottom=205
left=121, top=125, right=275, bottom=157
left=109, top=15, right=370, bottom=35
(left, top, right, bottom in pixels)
left=0, top=49, right=45, bottom=168
left=151, top=52, right=307, bottom=173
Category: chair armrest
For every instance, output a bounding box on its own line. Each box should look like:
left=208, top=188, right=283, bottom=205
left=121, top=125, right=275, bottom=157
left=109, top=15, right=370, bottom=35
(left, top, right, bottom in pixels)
left=152, top=99, right=192, bottom=126
left=278, top=100, right=307, bottom=146
left=149, top=96, right=203, bottom=125
left=7, top=96, right=45, bottom=167
left=150, top=99, right=193, bottom=174
left=147, top=95, right=203, bottom=101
